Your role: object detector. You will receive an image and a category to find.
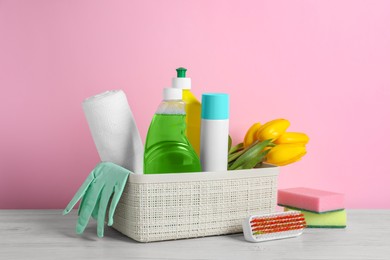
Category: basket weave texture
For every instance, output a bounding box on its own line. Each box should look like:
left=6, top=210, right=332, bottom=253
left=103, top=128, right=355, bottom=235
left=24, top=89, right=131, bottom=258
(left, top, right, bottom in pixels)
left=112, top=164, right=279, bottom=242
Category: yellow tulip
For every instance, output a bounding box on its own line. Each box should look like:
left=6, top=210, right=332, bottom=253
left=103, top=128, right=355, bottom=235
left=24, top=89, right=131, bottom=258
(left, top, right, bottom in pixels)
left=243, top=122, right=262, bottom=147
left=266, top=144, right=307, bottom=166
left=256, top=119, right=290, bottom=141
left=275, top=132, right=309, bottom=145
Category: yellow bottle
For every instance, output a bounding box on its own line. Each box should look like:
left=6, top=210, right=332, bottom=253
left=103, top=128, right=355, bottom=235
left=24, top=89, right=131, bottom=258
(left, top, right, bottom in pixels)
left=172, top=68, right=201, bottom=155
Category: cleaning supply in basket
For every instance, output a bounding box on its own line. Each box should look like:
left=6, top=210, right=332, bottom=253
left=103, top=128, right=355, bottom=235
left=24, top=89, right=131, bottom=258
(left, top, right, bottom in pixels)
left=278, top=187, right=345, bottom=213
left=63, top=162, right=131, bottom=237
left=242, top=211, right=306, bottom=242
left=200, top=93, right=229, bottom=172
left=82, top=90, right=144, bottom=174
left=172, top=67, right=201, bottom=155
left=284, top=207, right=347, bottom=228
left=144, top=88, right=201, bottom=174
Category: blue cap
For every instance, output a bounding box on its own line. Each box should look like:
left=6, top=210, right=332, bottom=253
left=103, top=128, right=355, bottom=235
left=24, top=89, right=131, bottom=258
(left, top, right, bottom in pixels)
left=201, top=93, right=229, bottom=120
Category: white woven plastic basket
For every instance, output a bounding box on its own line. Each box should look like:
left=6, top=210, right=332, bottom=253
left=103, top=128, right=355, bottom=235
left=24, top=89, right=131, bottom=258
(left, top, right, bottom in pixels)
left=112, top=164, right=279, bottom=242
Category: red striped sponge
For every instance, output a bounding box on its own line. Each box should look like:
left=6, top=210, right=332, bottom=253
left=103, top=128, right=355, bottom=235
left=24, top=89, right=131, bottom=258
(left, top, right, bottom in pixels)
left=242, top=211, right=306, bottom=242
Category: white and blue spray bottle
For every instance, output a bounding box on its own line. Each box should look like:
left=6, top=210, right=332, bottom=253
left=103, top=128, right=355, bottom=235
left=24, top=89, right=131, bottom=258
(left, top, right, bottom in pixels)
left=200, top=93, right=230, bottom=172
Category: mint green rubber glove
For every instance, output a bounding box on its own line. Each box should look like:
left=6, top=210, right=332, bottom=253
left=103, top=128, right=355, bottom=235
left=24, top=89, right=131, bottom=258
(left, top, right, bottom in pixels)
left=63, top=162, right=130, bottom=237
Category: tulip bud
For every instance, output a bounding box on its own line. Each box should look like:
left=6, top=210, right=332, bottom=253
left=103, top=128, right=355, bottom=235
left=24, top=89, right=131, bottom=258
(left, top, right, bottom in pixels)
left=244, top=122, right=262, bottom=147
left=256, top=119, right=290, bottom=141
left=266, top=144, right=307, bottom=166
left=275, top=132, right=309, bottom=145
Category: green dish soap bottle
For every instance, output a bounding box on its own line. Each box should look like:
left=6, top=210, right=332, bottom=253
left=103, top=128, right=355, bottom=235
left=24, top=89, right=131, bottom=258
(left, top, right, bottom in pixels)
left=144, top=88, right=201, bottom=174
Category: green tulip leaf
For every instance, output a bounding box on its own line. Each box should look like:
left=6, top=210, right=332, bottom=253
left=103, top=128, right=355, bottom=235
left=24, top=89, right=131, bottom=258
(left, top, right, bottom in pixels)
left=267, top=142, right=276, bottom=147
left=241, top=149, right=270, bottom=169
left=228, top=149, right=246, bottom=163
left=228, top=135, right=232, bottom=154
left=229, top=139, right=272, bottom=170
left=229, top=142, right=244, bottom=155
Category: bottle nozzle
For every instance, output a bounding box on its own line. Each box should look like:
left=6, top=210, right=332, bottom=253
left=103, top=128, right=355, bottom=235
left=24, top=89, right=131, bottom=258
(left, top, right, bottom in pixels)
left=172, top=67, right=191, bottom=89
left=176, top=67, right=187, bottom=78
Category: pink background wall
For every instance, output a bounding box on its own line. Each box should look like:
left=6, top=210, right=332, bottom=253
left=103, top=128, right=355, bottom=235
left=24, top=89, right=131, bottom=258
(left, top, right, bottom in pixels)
left=1, top=0, right=389, bottom=209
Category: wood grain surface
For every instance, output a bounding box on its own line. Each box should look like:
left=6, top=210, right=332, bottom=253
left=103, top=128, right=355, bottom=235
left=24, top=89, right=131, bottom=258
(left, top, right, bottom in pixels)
left=1, top=210, right=389, bottom=260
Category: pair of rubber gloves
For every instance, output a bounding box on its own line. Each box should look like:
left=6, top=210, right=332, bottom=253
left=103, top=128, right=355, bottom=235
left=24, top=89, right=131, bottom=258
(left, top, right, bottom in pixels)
left=63, top=162, right=131, bottom=237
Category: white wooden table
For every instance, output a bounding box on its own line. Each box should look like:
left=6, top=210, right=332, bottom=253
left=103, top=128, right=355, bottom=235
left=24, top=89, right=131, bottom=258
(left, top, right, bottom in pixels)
left=1, top=210, right=389, bottom=260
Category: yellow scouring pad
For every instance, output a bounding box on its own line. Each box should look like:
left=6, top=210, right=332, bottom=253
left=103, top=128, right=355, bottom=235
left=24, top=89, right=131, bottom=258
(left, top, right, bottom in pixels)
left=285, top=207, right=347, bottom=228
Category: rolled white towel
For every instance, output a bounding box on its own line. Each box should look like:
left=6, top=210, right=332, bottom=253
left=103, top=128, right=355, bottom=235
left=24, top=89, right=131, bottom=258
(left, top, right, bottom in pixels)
left=82, top=90, right=144, bottom=174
